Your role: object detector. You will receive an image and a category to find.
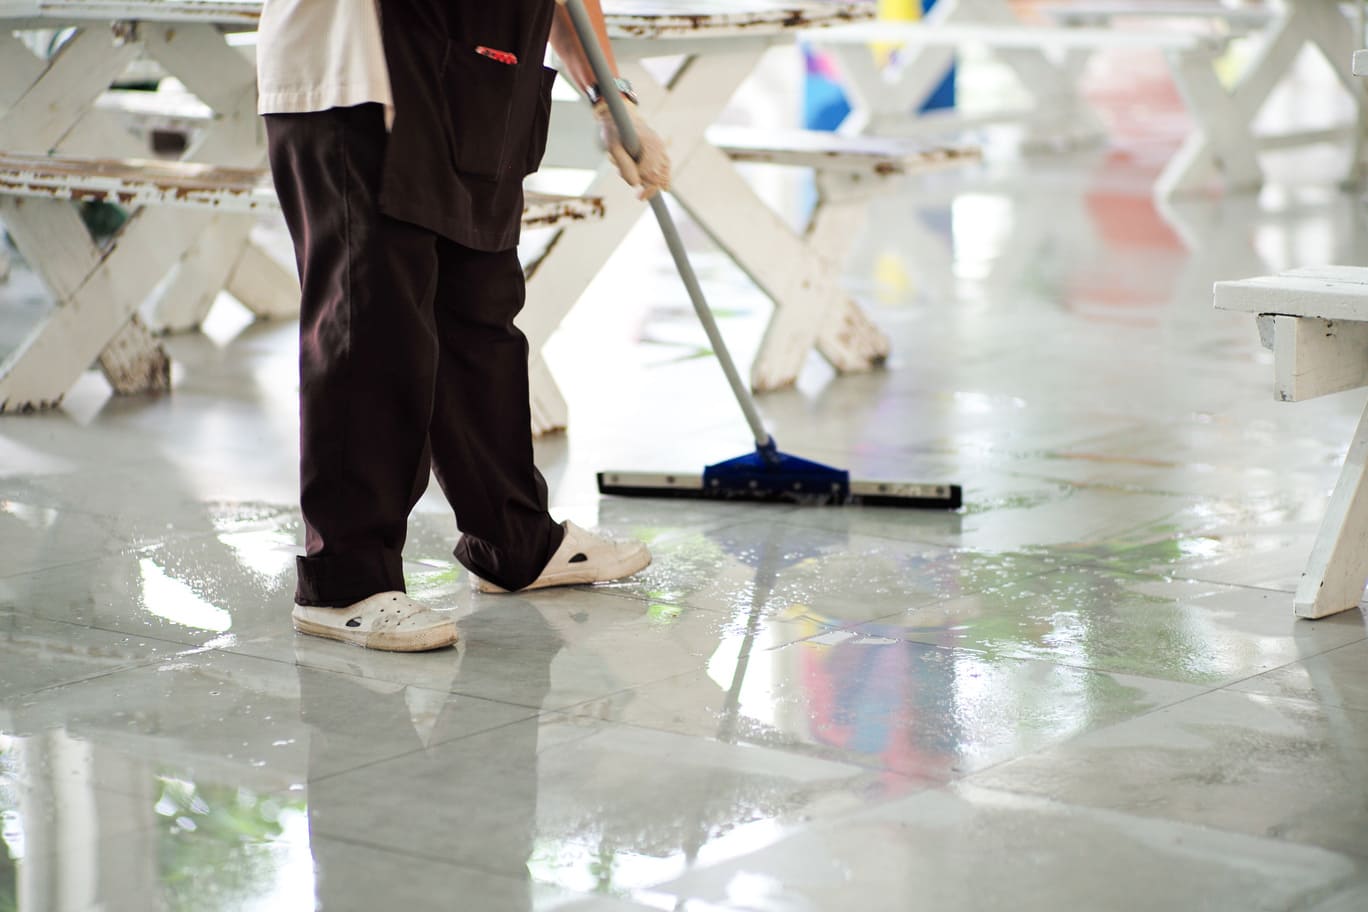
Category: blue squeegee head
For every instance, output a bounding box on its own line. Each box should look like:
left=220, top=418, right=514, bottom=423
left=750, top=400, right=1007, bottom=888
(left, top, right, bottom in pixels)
left=701, top=447, right=851, bottom=505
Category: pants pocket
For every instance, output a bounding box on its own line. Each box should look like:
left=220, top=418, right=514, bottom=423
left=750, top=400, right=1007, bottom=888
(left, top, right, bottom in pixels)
left=521, top=66, right=559, bottom=176
left=443, top=41, right=519, bottom=181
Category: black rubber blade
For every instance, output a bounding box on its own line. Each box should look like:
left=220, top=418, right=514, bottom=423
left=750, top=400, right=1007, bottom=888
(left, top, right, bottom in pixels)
left=597, top=472, right=962, bottom=510
left=597, top=472, right=708, bottom=501
left=848, top=480, right=963, bottom=510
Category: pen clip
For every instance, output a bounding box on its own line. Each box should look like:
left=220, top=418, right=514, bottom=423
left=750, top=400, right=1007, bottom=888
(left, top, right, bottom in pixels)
left=475, top=46, right=519, bottom=65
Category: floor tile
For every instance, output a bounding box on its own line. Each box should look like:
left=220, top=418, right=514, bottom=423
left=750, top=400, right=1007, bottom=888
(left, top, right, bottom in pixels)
left=273, top=594, right=824, bottom=713
left=853, top=568, right=1367, bottom=686
left=1004, top=416, right=1360, bottom=501
left=0, top=497, right=151, bottom=579
left=4, top=648, right=538, bottom=787
left=1046, top=489, right=1334, bottom=593
left=309, top=838, right=669, bottom=912
left=1231, top=640, right=1368, bottom=712
left=0, top=759, right=182, bottom=911
left=1, top=747, right=672, bottom=912
left=308, top=714, right=904, bottom=895
left=1, top=508, right=472, bottom=652
left=797, top=481, right=1208, bottom=553
left=0, top=612, right=173, bottom=700
left=0, top=761, right=312, bottom=912
left=561, top=637, right=1203, bottom=780
left=1, top=529, right=302, bottom=650
left=639, top=784, right=1366, bottom=912
left=590, top=518, right=1053, bottom=620
left=970, top=688, right=1368, bottom=858
left=1306, top=878, right=1368, bottom=912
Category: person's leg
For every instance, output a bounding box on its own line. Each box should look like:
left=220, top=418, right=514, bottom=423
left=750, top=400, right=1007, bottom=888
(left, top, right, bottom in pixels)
left=425, top=240, right=565, bottom=592
left=265, top=104, right=441, bottom=608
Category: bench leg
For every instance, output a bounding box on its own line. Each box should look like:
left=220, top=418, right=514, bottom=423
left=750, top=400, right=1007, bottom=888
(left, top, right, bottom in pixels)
left=226, top=240, right=301, bottom=321
left=98, top=314, right=170, bottom=396
left=522, top=50, right=764, bottom=435
left=1158, top=47, right=1265, bottom=198
left=827, top=42, right=958, bottom=136
left=528, top=356, right=568, bottom=437
left=520, top=175, right=649, bottom=437
left=1157, top=0, right=1356, bottom=199
left=1295, top=393, right=1368, bottom=618
left=0, top=33, right=44, bottom=108
left=0, top=198, right=209, bottom=412
left=806, top=174, right=890, bottom=372
left=1298, top=0, right=1368, bottom=190
left=994, top=46, right=1108, bottom=152
left=145, top=217, right=255, bottom=333
left=670, top=143, right=859, bottom=390
left=0, top=27, right=140, bottom=154
left=829, top=0, right=974, bottom=135
left=829, top=0, right=1105, bottom=149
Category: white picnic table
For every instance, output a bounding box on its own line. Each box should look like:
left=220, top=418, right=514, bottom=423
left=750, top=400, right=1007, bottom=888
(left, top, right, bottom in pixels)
left=804, top=0, right=1368, bottom=199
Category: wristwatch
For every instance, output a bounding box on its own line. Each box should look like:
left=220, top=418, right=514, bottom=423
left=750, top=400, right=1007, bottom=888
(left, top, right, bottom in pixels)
left=586, top=76, right=638, bottom=106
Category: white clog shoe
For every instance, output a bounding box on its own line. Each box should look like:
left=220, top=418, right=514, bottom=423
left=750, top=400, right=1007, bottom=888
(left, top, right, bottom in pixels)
left=292, top=591, right=459, bottom=652
left=474, top=521, right=651, bottom=593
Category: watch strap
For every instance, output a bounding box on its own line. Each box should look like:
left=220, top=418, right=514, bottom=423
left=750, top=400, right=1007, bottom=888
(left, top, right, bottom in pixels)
left=587, top=76, right=638, bottom=106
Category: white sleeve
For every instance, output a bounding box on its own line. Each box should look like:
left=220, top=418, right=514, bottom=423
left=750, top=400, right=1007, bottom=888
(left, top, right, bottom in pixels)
left=257, top=0, right=394, bottom=129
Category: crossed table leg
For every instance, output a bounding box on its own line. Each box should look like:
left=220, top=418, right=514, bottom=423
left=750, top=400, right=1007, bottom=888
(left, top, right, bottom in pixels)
left=0, top=22, right=297, bottom=412
left=823, top=0, right=1110, bottom=152
left=1157, top=0, right=1366, bottom=198
left=821, top=0, right=1366, bottom=199
left=524, top=42, right=893, bottom=434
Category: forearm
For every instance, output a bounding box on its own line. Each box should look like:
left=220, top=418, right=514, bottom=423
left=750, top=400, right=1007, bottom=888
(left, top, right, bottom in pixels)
left=549, top=0, right=619, bottom=96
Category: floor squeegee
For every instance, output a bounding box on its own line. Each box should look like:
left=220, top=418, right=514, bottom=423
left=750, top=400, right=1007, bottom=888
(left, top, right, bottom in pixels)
left=559, top=0, right=962, bottom=510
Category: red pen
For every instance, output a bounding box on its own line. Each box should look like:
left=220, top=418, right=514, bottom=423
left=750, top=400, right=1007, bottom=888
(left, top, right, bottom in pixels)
left=475, top=46, right=518, bottom=65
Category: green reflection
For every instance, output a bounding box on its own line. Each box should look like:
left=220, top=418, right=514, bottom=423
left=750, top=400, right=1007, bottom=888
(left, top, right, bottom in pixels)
left=155, top=778, right=305, bottom=912
left=1054, top=533, right=1188, bottom=576
left=959, top=489, right=1058, bottom=516
left=1, top=743, right=19, bottom=912
left=646, top=602, right=682, bottom=623
left=403, top=562, right=465, bottom=597
left=940, top=549, right=1232, bottom=684
left=0, top=845, right=14, bottom=912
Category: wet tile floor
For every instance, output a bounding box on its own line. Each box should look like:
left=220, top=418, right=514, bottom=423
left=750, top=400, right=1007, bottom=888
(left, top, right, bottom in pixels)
left=6, top=83, right=1368, bottom=912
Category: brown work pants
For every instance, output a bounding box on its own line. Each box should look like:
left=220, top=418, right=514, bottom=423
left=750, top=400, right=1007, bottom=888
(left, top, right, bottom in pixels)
left=265, top=103, right=563, bottom=606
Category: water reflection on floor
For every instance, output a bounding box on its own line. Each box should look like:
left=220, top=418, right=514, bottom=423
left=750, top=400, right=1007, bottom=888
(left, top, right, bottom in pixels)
left=6, top=95, right=1368, bottom=912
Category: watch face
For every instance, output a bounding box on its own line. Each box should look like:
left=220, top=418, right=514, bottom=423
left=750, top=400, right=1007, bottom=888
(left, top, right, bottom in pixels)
left=613, top=78, right=638, bottom=104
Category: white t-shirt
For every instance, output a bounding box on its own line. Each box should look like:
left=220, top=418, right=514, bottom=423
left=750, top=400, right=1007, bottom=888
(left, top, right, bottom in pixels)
left=256, top=0, right=394, bottom=127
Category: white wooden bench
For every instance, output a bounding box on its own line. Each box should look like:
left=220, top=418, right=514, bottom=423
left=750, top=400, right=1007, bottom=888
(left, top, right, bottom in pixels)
left=1215, top=265, right=1368, bottom=619
left=708, top=126, right=980, bottom=377
left=1039, top=1, right=1274, bottom=33
left=805, top=0, right=1366, bottom=199
left=0, top=152, right=604, bottom=413
left=806, top=12, right=1223, bottom=157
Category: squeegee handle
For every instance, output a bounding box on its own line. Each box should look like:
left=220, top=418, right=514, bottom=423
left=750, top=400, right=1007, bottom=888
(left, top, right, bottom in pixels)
left=556, top=0, right=775, bottom=455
